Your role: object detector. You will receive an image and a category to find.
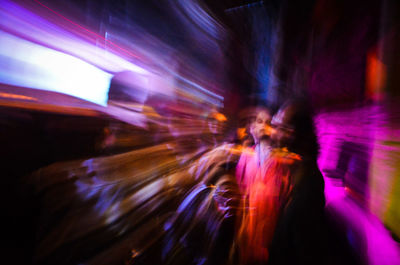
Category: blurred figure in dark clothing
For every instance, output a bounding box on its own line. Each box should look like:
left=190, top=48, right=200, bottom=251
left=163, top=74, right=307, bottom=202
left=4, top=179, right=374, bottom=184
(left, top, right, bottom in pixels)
left=268, top=100, right=362, bottom=265
left=268, top=100, right=325, bottom=265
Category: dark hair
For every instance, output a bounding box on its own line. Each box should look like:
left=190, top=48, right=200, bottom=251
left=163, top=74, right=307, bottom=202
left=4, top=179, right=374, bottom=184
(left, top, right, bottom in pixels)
left=279, top=99, right=319, bottom=160
left=248, top=104, right=273, bottom=123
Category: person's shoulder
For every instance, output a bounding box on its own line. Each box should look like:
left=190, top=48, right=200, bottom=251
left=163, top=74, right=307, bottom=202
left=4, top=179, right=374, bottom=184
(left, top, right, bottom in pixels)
left=205, top=143, right=241, bottom=156
left=270, top=147, right=302, bottom=165
left=241, top=145, right=256, bottom=156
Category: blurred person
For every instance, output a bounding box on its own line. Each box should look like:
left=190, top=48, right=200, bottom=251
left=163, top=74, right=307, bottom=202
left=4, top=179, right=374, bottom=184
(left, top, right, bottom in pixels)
left=26, top=107, right=206, bottom=265
left=26, top=101, right=242, bottom=265
left=235, top=105, right=273, bottom=193
left=207, top=110, right=227, bottom=136
left=123, top=105, right=244, bottom=265
left=156, top=137, right=242, bottom=265
left=236, top=105, right=284, bottom=264
left=153, top=107, right=246, bottom=265
left=267, top=100, right=345, bottom=265
left=199, top=109, right=228, bottom=149
left=121, top=107, right=243, bottom=265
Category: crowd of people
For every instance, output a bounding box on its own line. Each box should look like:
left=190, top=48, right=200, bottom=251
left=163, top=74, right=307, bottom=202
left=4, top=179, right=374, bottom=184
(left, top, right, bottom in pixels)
left=27, top=99, right=360, bottom=265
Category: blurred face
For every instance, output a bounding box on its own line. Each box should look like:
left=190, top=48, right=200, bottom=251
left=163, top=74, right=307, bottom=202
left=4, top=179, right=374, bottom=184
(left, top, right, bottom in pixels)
left=270, top=109, right=294, bottom=148
left=208, top=118, right=224, bottom=135
left=208, top=119, right=219, bottom=134
left=207, top=112, right=227, bottom=135
left=250, top=110, right=272, bottom=143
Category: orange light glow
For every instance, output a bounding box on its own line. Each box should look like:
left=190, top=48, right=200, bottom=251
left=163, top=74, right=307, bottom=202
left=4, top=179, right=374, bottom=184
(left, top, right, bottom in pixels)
left=366, top=48, right=386, bottom=101
left=0, top=92, right=37, bottom=101
left=212, top=112, right=227, bottom=122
